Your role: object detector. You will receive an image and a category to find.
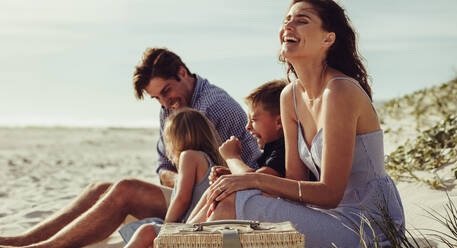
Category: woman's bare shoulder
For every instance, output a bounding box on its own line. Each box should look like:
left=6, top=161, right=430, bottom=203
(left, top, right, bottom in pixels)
left=324, top=77, right=366, bottom=105
left=280, top=81, right=296, bottom=102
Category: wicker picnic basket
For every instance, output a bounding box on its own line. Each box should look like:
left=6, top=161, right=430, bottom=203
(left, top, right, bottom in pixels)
left=154, top=220, right=305, bottom=248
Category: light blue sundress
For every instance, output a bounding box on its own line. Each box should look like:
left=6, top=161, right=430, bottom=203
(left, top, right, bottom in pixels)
left=235, top=77, right=405, bottom=247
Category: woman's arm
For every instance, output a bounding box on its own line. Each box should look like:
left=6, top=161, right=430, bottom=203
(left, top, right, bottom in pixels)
left=281, top=84, right=309, bottom=181
left=208, top=81, right=365, bottom=208
left=164, top=150, right=207, bottom=223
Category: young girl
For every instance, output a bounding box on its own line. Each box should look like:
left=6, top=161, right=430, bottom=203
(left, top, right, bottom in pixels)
left=119, top=107, right=226, bottom=247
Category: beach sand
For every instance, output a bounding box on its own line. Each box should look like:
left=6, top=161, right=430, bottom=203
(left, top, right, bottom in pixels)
left=0, top=125, right=456, bottom=247
left=0, top=127, right=159, bottom=247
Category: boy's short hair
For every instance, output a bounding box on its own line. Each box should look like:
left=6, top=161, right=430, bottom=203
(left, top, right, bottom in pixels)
left=133, top=47, right=193, bottom=100
left=245, top=79, right=287, bottom=116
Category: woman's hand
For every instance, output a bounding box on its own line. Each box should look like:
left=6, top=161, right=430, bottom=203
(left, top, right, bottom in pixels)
left=219, top=136, right=242, bottom=160
left=209, top=166, right=231, bottom=185
left=205, top=173, right=257, bottom=214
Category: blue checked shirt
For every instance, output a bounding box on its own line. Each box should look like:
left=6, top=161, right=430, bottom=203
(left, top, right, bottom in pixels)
left=156, top=75, right=261, bottom=174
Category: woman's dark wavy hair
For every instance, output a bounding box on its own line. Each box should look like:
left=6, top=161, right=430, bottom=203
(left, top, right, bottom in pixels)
left=279, top=0, right=372, bottom=100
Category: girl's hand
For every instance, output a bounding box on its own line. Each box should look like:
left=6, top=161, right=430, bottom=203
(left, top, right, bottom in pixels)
left=219, top=136, right=242, bottom=160
left=209, top=166, right=231, bottom=185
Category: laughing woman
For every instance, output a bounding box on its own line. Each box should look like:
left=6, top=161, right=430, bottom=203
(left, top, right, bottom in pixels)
left=197, top=0, right=405, bottom=246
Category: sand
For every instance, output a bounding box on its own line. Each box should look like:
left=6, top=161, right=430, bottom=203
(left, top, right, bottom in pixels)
left=0, top=126, right=456, bottom=247
left=0, top=127, right=160, bottom=247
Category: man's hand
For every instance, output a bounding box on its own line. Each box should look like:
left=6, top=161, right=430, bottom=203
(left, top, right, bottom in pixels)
left=209, top=166, right=231, bottom=185
left=159, top=169, right=178, bottom=188
left=219, top=136, right=242, bottom=160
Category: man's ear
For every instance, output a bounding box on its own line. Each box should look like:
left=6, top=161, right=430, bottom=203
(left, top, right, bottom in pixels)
left=178, top=66, right=187, bottom=79
left=323, top=32, right=336, bottom=48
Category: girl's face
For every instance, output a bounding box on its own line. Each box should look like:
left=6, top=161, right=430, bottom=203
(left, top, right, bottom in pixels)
left=279, top=1, right=330, bottom=62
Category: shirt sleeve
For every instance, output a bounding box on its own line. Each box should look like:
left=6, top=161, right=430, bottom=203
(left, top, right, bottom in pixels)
left=156, top=109, right=177, bottom=174
left=206, top=99, right=261, bottom=170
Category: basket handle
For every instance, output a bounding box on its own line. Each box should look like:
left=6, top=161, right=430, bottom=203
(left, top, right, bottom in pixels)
left=192, top=220, right=260, bottom=231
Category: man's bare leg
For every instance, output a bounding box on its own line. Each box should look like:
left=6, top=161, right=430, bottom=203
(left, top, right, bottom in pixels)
left=19, top=178, right=168, bottom=248
left=2, top=179, right=168, bottom=248
left=0, top=182, right=112, bottom=246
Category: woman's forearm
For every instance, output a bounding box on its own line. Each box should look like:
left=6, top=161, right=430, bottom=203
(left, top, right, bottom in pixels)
left=251, top=173, right=341, bottom=208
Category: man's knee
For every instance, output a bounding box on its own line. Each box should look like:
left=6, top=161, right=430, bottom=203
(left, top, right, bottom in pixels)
left=86, top=181, right=112, bottom=195
left=112, top=178, right=140, bottom=197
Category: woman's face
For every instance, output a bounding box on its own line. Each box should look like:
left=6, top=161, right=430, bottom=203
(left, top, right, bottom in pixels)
left=279, top=1, right=329, bottom=62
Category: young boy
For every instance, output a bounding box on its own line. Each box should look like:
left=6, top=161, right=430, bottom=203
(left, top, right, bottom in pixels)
left=211, top=79, right=287, bottom=179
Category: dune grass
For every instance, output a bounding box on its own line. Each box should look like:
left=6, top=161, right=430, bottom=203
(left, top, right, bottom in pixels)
left=385, top=114, right=456, bottom=189
left=354, top=192, right=457, bottom=248
left=379, top=78, right=457, bottom=189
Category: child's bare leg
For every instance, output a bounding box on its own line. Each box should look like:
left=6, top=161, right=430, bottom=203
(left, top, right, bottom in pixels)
left=186, top=190, right=211, bottom=223
left=125, top=224, right=157, bottom=248
left=187, top=202, right=211, bottom=224
left=208, top=193, right=236, bottom=221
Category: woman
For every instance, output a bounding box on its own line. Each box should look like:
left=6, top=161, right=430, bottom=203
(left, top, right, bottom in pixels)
left=196, top=0, right=405, bottom=246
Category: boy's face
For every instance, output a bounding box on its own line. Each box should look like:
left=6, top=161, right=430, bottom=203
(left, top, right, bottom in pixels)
left=246, top=103, right=282, bottom=149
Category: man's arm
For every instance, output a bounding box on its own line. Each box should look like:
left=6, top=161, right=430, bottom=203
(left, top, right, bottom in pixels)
left=159, top=170, right=178, bottom=188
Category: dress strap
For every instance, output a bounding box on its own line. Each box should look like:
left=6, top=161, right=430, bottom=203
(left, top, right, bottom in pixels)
left=327, top=77, right=378, bottom=117
left=199, top=151, right=214, bottom=168
left=292, top=83, right=300, bottom=122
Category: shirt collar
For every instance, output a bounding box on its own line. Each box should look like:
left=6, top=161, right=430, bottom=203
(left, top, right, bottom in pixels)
left=190, top=74, right=206, bottom=107
left=263, top=136, right=285, bottom=153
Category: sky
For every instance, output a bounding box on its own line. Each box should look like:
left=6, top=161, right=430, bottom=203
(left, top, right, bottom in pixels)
left=0, top=0, right=456, bottom=127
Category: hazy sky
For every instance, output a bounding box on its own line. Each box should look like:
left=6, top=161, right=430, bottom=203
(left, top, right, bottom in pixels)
left=1, top=0, right=456, bottom=127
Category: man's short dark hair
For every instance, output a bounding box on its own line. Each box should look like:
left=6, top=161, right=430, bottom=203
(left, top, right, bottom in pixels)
left=245, top=79, right=287, bottom=116
left=133, top=48, right=193, bottom=99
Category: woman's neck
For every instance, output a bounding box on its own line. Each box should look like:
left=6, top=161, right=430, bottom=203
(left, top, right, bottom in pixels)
left=292, top=59, right=328, bottom=100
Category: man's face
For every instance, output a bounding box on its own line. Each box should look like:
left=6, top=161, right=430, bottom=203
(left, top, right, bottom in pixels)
left=245, top=104, right=282, bottom=149
left=144, top=77, right=192, bottom=110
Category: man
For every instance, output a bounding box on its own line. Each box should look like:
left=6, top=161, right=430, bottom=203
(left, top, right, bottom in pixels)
left=0, top=48, right=260, bottom=248
left=134, top=47, right=260, bottom=188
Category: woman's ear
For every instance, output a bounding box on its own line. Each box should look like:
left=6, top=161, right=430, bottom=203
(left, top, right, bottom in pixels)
left=323, top=32, right=336, bottom=48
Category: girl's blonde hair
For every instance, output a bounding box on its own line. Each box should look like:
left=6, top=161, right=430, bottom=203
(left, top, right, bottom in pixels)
left=163, top=108, right=227, bottom=167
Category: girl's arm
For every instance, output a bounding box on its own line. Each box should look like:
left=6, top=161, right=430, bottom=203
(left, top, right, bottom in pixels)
left=208, top=81, right=364, bottom=208
left=164, top=150, right=207, bottom=223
